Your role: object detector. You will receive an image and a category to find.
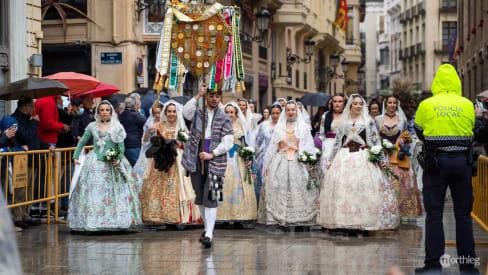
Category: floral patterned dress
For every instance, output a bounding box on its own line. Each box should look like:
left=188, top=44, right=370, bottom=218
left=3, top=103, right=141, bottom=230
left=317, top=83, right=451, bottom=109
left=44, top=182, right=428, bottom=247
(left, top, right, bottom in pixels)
left=139, top=122, right=200, bottom=224
left=377, top=120, right=422, bottom=218
left=258, top=126, right=319, bottom=226
left=253, top=121, right=275, bottom=201
left=68, top=122, right=143, bottom=231
left=216, top=122, right=258, bottom=221
left=319, top=119, right=400, bottom=231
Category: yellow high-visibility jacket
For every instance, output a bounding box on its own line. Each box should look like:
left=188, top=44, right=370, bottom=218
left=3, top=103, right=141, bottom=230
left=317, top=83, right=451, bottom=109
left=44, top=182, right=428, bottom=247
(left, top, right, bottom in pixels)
left=414, top=64, right=474, bottom=152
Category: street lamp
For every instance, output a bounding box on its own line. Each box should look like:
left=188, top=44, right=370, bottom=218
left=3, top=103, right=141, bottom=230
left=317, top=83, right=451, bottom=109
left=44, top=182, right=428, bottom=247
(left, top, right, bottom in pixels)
left=330, top=53, right=340, bottom=68
left=241, top=8, right=271, bottom=42
left=341, top=59, right=349, bottom=74
left=136, top=0, right=166, bottom=21
left=286, top=37, right=316, bottom=68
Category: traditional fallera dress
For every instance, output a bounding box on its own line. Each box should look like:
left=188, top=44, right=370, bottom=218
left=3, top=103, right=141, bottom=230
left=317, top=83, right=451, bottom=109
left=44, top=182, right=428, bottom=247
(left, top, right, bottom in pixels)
left=68, top=122, right=143, bottom=231
left=319, top=113, right=340, bottom=173
left=139, top=122, right=200, bottom=224
left=216, top=122, right=258, bottom=221
left=319, top=117, right=400, bottom=231
left=376, top=116, right=423, bottom=218
left=258, top=117, right=318, bottom=226
left=253, top=120, right=275, bottom=201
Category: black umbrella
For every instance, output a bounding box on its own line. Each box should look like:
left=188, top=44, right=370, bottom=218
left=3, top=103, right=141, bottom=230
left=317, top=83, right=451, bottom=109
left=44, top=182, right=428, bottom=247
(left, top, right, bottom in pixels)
left=171, top=96, right=192, bottom=105
left=106, top=93, right=128, bottom=107
left=300, top=93, right=332, bottom=107
left=0, top=77, right=70, bottom=100
left=142, top=91, right=169, bottom=114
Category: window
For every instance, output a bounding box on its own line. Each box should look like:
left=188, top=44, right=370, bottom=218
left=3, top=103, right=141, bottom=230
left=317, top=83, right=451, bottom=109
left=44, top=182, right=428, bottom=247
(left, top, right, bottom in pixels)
left=380, top=48, right=390, bottom=65
left=346, top=7, right=355, bottom=45
left=296, top=70, right=299, bottom=88
left=42, top=0, right=88, bottom=20
left=442, top=22, right=457, bottom=48
left=304, top=72, right=307, bottom=90
left=0, top=0, right=6, bottom=46
left=442, top=0, right=456, bottom=8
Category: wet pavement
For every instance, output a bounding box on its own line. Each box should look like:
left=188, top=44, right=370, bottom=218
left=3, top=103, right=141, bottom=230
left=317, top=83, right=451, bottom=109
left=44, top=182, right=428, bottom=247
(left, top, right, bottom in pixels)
left=18, top=203, right=488, bottom=275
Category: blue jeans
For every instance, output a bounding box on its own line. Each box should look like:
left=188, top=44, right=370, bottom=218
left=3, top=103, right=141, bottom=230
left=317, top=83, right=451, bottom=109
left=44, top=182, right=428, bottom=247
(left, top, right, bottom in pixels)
left=125, top=148, right=141, bottom=167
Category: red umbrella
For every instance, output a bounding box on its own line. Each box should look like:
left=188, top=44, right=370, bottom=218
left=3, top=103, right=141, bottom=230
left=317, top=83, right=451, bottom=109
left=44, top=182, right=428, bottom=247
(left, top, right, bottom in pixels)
left=74, top=84, right=120, bottom=99
left=44, top=72, right=100, bottom=95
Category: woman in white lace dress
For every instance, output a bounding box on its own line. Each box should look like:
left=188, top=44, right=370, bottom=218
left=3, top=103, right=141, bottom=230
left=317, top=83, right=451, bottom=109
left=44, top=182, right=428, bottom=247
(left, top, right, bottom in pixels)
left=319, top=94, right=400, bottom=233
left=258, top=101, right=318, bottom=227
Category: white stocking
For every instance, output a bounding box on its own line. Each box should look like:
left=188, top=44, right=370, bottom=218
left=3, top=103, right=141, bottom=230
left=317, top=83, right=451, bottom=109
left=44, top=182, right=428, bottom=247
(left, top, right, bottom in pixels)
left=199, top=205, right=207, bottom=232
left=204, top=207, right=217, bottom=240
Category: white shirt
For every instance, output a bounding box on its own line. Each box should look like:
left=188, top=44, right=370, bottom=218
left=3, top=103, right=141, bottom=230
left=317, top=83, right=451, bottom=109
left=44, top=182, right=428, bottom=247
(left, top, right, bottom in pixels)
left=183, top=97, right=234, bottom=156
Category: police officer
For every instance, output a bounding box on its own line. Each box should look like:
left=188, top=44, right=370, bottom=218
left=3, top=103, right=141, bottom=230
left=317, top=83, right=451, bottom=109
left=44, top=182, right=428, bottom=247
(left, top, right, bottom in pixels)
left=414, top=64, right=478, bottom=274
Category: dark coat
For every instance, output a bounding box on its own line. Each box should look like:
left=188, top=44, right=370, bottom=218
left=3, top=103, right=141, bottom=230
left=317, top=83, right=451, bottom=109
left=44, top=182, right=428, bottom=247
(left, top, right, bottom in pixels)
left=118, top=108, right=146, bottom=148
left=71, top=109, right=95, bottom=145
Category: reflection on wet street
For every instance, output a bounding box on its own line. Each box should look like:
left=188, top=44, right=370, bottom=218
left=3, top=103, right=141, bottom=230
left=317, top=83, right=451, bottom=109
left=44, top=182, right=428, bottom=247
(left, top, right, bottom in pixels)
left=19, top=204, right=488, bottom=275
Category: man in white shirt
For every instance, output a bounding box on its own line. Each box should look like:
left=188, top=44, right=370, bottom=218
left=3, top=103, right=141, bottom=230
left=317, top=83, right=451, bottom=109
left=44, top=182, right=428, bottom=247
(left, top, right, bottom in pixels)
left=182, top=83, right=234, bottom=249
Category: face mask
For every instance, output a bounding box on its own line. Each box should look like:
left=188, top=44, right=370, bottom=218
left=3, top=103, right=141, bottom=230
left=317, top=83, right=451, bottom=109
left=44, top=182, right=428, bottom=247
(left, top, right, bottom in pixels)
left=77, top=108, right=85, bottom=116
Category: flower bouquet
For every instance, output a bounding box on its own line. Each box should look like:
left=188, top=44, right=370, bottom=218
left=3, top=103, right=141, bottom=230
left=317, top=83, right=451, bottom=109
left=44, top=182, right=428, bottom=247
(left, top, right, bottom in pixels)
left=368, top=144, right=400, bottom=181
left=298, top=150, right=321, bottom=190
left=177, top=129, right=189, bottom=143
left=102, top=145, right=127, bottom=182
left=237, top=146, right=255, bottom=185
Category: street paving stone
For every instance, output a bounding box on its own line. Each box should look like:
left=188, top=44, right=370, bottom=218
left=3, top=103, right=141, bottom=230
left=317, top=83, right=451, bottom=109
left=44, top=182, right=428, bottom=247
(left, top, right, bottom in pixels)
left=18, top=203, right=488, bottom=275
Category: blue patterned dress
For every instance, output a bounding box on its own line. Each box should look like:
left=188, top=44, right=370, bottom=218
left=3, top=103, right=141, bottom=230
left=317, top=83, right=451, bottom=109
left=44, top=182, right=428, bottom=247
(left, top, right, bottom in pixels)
left=68, top=122, right=143, bottom=231
left=253, top=121, right=275, bottom=202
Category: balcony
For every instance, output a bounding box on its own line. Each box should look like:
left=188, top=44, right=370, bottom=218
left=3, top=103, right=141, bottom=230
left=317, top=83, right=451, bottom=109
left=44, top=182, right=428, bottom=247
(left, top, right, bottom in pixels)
left=399, top=49, right=404, bottom=60
left=410, top=45, right=416, bottom=56
left=418, top=2, right=425, bottom=15
left=406, top=9, right=412, bottom=21
left=416, top=43, right=425, bottom=55
left=439, top=0, right=456, bottom=13
left=434, top=41, right=450, bottom=54
left=404, top=47, right=411, bottom=59
left=399, top=13, right=406, bottom=24
left=412, top=6, right=417, bottom=18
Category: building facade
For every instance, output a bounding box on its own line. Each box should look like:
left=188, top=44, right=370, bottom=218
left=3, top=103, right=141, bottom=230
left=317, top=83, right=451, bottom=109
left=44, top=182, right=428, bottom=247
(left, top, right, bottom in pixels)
left=271, top=0, right=347, bottom=102
left=386, top=0, right=402, bottom=82
left=400, top=0, right=455, bottom=93
left=0, top=0, right=43, bottom=118
left=457, top=0, right=488, bottom=99
left=344, top=0, right=365, bottom=96
left=363, top=0, right=384, bottom=99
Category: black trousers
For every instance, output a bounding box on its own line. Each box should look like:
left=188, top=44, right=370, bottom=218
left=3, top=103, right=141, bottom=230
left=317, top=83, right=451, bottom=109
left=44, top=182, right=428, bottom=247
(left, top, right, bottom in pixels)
left=190, top=160, right=217, bottom=208
left=422, top=152, right=477, bottom=269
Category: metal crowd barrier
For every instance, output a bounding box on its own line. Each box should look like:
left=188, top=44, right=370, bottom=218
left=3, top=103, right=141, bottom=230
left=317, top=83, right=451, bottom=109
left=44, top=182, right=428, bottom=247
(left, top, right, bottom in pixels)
left=0, top=146, right=92, bottom=224
left=472, top=155, right=488, bottom=232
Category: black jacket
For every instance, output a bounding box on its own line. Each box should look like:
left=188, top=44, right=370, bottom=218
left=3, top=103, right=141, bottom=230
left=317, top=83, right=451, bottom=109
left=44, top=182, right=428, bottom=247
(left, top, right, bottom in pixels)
left=118, top=108, right=146, bottom=148
left=11, top=109, right=50, bottom=166
left=71, top=109, right=94, bottom=145
left=12, top=109, right=50, bottom=150
left=57, top=107, right=75, bottom=148
left=474, top=116, right=488, bottom=143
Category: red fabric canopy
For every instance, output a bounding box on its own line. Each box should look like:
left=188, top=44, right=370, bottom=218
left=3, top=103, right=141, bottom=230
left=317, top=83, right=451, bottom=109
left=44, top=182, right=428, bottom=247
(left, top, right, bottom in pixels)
left=44, top=72, right=100, bottom=95
left=74, top=84, right=119, bottom=99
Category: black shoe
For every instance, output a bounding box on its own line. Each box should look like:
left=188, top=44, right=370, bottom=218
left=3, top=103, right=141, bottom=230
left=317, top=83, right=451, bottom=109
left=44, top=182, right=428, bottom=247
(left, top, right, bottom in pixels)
left=201, top=237, right=212, bottom=249
left=26, top=219, right=41, bottom=226
left=199, top=231, right=206, bottom=243
left=414, top=265, right=442, bottom=274
left=14, top=221, right=30, bottom=229
left=30, top=209, right=40, bottom=219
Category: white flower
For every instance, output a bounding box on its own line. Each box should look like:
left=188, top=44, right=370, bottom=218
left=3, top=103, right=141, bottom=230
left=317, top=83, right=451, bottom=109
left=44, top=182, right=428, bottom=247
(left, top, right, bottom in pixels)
left=382, top=139, right=394, bottom=149
left=244, top=147, right=254, bottom=153
left=309, top=156, right=316, bottom=161
left=315, top=148, right=322, bottom=155
left=370, top=145, right=382, bottom=155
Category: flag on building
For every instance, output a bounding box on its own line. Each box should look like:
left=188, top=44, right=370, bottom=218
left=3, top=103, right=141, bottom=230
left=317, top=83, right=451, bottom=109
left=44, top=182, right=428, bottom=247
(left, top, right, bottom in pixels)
left=333, top=0, right=348, bottom=32
left=448, top=29, right=458, bottom=63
